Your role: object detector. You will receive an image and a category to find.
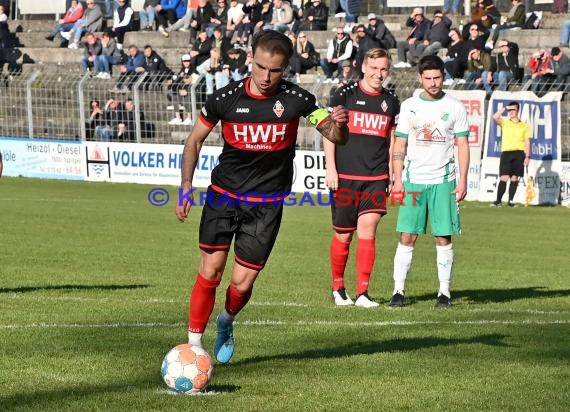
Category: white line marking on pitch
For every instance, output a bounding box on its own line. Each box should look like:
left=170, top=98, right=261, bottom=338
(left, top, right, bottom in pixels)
left=1, top=296, right=566, bottom=314
left=0, top=319, right=568, bottom=330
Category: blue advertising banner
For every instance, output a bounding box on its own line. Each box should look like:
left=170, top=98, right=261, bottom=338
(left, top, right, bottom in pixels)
left=479, top=91, right=563, bottom=205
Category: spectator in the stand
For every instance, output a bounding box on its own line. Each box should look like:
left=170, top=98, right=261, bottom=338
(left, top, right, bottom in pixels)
left=320, top=27, right=353, bottom=83
left=163, top=1, right=193, bottom=37
left=337, top=59, right=358, bottom=85
left=486, top=0, right=525, bottom=50
left=189, top=0, right=216, bottom=39
left=394, top=7, right=431, bottom=68
left=215, top=47, right=249, bottom=90
left=414, top=10, right=452, bottom=63
left=240, top=0, right=264, bottom=46
left=464, top=48, right=493, bottom=92
left=79, top=32, right=102, bottom=75
left=94, top=30, right=122, bottom=79
left=464, top=24, right=488, bottom=53
left=95, top=98, right=122, bottom=141
left=528, top=49, right=554, bottom=96
left=264, top=0, right=293, bottom=33
left=110, top=0, right=134, bottom=49
left=137, top=45, right=173, bottom=90
left=256, top=1, right=273, bottom=34
left=491, top=39, right=521, bottom=91
left=207, top=0, right=229, bottom=38
left=110, top=44, right=145, bottom=93
left=210, top=25, right=232, bottom=61
left=117, top=98, right=143, bottom=142
left=0, top=3, right=8, bottom=47
left=289, top=31, right=319, bottom=79
left=45, top=0, right=84, bottom=42
left=299, top=0, right=327, bottom=31
left=366, top=14, right=397, bottom=51
left=139, top=0, right=160, bottom=31
left=157, top=0, right=187, bottom=37
left=463, top=0, right=500, bottom=39
left=550, top=47, right=570, bottom=91
left=337, top=0, right=359, bottom=33
left=167, top=54, right=197, bottom=126
left=190, top=29, right=212, bottom=69
left=443, top=0, right=461, bottom=16
left=559, top=20, right=570, bottom=47
left=443, top=28, right=468, bottom=81
left=204, top=47, right=223, bottom=95
left=104, top=0, right=119, bottom=19
left=86, top=100, right=103, bottom=140
left=226, top=0, right=245, bottom=41
left=65, top=0, right=103, bottom=49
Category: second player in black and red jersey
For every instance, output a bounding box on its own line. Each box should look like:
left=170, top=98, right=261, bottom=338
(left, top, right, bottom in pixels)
left=175, top=30, right=349, bottom=365
left=324, top=48, right=400, bottom=308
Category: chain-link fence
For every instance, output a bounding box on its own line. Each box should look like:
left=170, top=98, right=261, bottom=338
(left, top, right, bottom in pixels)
left=1, top=69, right=569, bottom=159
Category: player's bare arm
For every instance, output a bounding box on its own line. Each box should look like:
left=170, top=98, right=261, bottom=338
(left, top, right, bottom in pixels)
left=323, top=138, right=338, bottom=191
left=452, top=136, right=470, bottom=202
left=388, top=129, right=396, bottom=192
left=391, top=137, right=407, bottom=193
left=493, top=106, right=505, bottom=125
left=316, top=105, right=349, bottom=145
left=176, top=120, right=214, bottom=222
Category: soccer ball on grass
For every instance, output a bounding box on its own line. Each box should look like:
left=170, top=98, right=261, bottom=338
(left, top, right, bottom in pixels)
left=161, top=344, right=213, bottom=394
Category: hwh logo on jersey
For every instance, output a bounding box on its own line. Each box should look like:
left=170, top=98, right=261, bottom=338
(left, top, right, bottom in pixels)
left=224, top=122, right=297, bottom=151
left=350, top=111, right=391, bottom=137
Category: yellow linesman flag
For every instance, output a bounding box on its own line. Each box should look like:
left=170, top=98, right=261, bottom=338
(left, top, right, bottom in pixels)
left=525, top=166, right=535, bottom=207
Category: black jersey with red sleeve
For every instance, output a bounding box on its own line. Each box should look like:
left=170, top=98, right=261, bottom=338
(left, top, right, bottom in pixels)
left=329, top=81, right=400, bottom=180
left=199, top=77, right=327, bottom=199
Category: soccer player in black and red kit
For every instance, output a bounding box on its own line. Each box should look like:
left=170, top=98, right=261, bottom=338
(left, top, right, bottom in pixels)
left=325, top=48, right=400, bottom=307
left=175, top=30, right=349, bottom=364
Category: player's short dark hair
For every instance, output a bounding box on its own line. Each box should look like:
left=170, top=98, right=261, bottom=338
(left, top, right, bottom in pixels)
left=417, top=55, right=444, bottom=74
left=551, top=47, right=561, bottom=57
left=507, top=101, right=520, bottom=110
left=363, top=48, right=391, bottom=64
left=251, top=30, right=294, bottom=65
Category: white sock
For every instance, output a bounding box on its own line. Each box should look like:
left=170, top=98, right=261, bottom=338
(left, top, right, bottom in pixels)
left=188, top=331, right=203, bottom=347
left=436, top=243, right=454, bottom=297
left=393, top=243, right=414, bottom=294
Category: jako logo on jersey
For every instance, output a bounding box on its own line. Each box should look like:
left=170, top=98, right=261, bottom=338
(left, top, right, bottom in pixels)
left=355, top=100, right=366, bottom=105
left=273, top=101, right=284, bottom=117
left=236, top=108, right=250, bottom=113
left=223, top=122, right=298, bottom=151
left=349, top=111, right=391, bottom=137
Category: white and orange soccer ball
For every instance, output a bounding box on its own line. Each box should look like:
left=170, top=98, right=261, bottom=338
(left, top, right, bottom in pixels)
left=161, top=344, right=213, bottom=394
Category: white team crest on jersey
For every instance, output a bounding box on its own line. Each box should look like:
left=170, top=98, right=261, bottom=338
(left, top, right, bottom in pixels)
left=273, top=101, right=284, bottom=118
left=381, top=100, right=388, bottom=112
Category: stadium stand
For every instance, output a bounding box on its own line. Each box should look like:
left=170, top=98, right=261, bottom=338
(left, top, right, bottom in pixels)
left=0, top=0, right=568, bottom=156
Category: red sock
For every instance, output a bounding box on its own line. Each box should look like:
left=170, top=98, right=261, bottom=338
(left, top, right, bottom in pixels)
left=356, top=238, right=376, bottom=295
left=225, top=284, right=253, bottom=316
left=188, top=273, right=220, bottom=333
left=331, top=236, right=350, bottom=291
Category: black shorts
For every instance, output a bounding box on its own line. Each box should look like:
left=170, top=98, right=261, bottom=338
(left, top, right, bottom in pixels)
left=199, top=189, right=284, bottom=271
left=331, top=179, right=389, bottom=232
left=499, top=150, right=525, bottom=177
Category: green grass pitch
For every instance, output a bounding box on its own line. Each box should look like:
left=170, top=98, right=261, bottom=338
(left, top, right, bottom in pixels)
left=0, top=177, right=569, bottom=411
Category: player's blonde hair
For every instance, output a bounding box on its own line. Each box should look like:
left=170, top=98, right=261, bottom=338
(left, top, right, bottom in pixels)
left=363, top=48, right=392, bottom=64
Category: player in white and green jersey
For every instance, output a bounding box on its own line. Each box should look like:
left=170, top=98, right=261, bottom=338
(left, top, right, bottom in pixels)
left=389, top=55, right=470, bottom=308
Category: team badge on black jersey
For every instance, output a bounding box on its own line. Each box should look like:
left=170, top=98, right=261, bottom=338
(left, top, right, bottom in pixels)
left=273, top=101, right=284, bottom=118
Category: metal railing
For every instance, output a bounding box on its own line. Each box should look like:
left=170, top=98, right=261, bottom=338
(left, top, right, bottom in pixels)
left=0, top=69, right=569, bottom=159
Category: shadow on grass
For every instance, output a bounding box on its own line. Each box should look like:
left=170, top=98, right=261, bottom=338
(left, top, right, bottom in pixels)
left=230, top=333, right=510, bottom=366
left=408, top=287, right=570, bottom=305
left=0, top=383, right=241, bottom=410
left=0, top=284, right=150, bottom=294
